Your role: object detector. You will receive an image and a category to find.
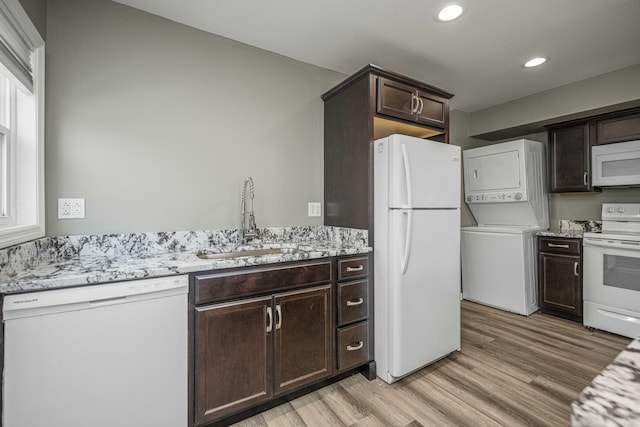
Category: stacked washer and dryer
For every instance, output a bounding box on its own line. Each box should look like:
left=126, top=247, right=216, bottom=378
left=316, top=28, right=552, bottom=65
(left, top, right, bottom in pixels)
left=461, top=139, right=549, bottom=315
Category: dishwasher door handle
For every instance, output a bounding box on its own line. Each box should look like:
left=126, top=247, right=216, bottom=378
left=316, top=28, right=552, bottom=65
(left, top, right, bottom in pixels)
left=89, top=296, right=127, bottom=307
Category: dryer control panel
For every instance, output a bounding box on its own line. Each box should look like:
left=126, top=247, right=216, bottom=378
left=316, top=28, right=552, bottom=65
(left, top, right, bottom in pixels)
left=466, top=191, right=527, bottom=203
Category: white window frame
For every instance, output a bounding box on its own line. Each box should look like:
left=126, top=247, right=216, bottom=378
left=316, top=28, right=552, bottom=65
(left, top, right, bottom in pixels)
left=0, top=1, right=44, bottom=249
left=0, top=124, right=9, bottom=223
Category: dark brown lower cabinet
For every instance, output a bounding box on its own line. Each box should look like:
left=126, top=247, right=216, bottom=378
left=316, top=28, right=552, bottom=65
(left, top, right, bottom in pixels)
left=191, top=255, right=374, bottom=426
left=335, top=256, right=372, bottom=375
left=538, top=236, right=583, bottom=321
left=194, top=285, right=331, bottom=426
left=273, top=286, right=332, bottom=395
left=195, top=296, right=272, bottom=423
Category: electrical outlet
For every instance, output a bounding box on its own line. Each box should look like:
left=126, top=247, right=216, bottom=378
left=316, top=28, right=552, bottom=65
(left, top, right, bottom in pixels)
left=58, top=198, right=85, bottom=219
left=308, top=202, right=321, bottom=217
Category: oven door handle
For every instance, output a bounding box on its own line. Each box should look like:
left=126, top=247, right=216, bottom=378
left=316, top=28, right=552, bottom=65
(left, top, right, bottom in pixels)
left=584, top=238, right=640, bottom=251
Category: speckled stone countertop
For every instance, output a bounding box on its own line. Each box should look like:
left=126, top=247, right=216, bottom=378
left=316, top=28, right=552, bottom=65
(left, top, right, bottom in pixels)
left=0, top=226, right=370, bottom=295
left=537, top=220, right=602, bottom=238
left=571, top=336, right=640, bottom=426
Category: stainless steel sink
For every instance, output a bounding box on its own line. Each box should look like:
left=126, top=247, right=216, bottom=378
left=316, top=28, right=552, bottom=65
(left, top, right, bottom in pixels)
left=196, top=247, right=304, bottom=260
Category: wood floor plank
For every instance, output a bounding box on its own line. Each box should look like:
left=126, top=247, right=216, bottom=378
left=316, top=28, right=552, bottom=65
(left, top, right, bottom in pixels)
left=232, top=301, right=630, bottom=427
left=289, top=391, right=344, bottom=426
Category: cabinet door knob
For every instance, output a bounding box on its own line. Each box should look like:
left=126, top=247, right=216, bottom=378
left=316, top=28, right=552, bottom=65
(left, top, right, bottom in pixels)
left=346, top=265, right=364, bottom=272
left=574, top=262, right=579, bottom=277
left=347, top=341, right=364, bottom=351
left=266, top=307, right=273, bottom=333
left=417, top=97, right=424, bottom=115
left=346, top=298, right=364, bottom=307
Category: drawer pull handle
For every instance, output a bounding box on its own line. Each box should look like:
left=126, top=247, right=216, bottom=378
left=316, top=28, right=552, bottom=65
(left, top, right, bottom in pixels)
left=346, top=265, right=364, bottom=272
left=548, top=243, right=569, bottom=249
left=584, top=172, right=588, bottom=186
left=266, top=307, right=273, bottom=333
left=347, top=341, right=364, bottom=351
left=346, top=298, right=364, bottom=307
left=574, top=262, right=579, bottom=277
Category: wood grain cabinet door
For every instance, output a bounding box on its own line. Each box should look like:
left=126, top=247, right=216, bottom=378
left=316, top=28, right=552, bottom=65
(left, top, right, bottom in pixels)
left=596, top=110, right=640, bottom=144
left=376, top=77, right=417, bottom=122
left=539, top=253, right=582, bottom=316
left=377, top=77, right=447, bottom=129
left=549, top=123, right=591, bottom=192
left=416, top=91, right=447, bottom=129
left=194, top=296, right=273, bottom=425
left=273, top=285, right=332, bottom=395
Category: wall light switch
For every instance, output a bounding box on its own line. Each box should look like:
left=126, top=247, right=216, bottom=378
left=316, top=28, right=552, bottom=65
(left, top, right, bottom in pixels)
left=308, top=202, right=321, bottom=217
left=58, top=198, right=85, bottom=219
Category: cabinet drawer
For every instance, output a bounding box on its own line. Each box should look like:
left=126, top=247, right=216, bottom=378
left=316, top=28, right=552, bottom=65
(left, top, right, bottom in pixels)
left=337, top=322, right=370, bottom=371
left=337, top=280, right=368, bottom=326
left=194, top=261, right=332, bottom=305
left=539, top=237, right=581, bottom=255
left=338, top=257, right=369, bottom=281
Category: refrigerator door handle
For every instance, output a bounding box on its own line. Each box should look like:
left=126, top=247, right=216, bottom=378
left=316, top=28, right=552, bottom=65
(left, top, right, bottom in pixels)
left=401, top=144, right=413, bottom=208
left=401, top=210, right=413, bottom=275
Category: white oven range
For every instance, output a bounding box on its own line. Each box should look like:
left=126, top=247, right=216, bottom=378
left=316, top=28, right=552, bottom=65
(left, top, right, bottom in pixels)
left=583, top=203, right=640, bottom=338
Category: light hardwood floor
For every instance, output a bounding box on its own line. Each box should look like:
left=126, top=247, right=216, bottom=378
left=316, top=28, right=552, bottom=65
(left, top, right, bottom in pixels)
left=232, top=300, right=630, bottom=427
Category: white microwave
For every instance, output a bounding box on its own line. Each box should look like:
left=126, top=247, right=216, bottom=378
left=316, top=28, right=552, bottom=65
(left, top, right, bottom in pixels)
left=592, top=139, right=640, bottom=187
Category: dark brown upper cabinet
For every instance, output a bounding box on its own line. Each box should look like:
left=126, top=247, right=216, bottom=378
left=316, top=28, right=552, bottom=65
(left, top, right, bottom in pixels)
left=546, top=106, right=640, bottom=193
left=595, top=109, right=640, bottom=145
left=377, top=77, right=448, bottom=129
left=322, top=64, right=453, bottom=235
left=548, top=122, right=593, bottom=193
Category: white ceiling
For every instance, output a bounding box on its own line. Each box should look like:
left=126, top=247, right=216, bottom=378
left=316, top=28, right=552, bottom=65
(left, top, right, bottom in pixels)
left=112, top=0, right=640, bottom=112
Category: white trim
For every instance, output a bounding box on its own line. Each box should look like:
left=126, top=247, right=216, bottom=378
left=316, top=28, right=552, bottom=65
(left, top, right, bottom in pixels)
left=0, top=0, right=44, bottom=92
left=0, top=43, right=44, bottom=250
left=34, top=44, right=44, bottom=240
left=0, top=223, right=42, bottom=248
left=0, top=0, right=44, bottom=249
left=1, top=0, right=44, bottom=48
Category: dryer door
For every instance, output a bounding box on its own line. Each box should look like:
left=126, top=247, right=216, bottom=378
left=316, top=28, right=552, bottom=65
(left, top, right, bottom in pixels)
left=464, top=149, right=522, bottom=193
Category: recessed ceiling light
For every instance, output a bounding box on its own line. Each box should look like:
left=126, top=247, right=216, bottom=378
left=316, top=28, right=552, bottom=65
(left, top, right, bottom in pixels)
left=436, top=4, right=464, bottom=22
left=523, top=57, right=548, bottom=68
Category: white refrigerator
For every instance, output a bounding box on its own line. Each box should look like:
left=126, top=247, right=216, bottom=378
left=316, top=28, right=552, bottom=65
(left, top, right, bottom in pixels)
left=374, top=134, right=461, bottom=384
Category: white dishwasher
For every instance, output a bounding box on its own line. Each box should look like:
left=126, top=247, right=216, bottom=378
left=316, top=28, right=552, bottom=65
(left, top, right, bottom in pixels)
left=2, top=275, right=188, bottom=427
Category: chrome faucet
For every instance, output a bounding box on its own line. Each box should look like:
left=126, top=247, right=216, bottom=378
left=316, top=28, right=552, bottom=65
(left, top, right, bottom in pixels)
left=240, top=177, right=257, bottom=244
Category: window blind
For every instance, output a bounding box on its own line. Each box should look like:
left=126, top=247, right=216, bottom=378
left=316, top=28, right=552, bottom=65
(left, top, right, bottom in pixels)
left=0, top=0, right=41, bottom=91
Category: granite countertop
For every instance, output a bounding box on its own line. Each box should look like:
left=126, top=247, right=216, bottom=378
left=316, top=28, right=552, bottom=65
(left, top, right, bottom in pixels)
left=0, top=226, right=370, bottom=295
left=571, top=336, right=640, bottom=426
left=537, top=230, right=585, bottom=238
left=537, top=220, right=602, bottom=239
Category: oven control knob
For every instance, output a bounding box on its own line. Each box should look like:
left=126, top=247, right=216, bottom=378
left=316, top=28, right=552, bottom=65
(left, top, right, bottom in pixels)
left=607, top=206, right=615, bottom=213
left=515, top=193, right=522, bottom=200
left=617, top=207, right=625, bottom=213
left=466, top=195, right=473, bottom=202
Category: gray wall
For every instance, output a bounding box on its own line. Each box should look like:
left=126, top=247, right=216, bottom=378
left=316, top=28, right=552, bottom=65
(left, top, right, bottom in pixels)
left=467, top=64, right=640, bottom=141
left=449, top=110, right=485, bottom=226
left=45, top=0, right=640, bottom=236
left=46, top=0, right=345, bottom=236
left=18, top=0, right=47, bottom=40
